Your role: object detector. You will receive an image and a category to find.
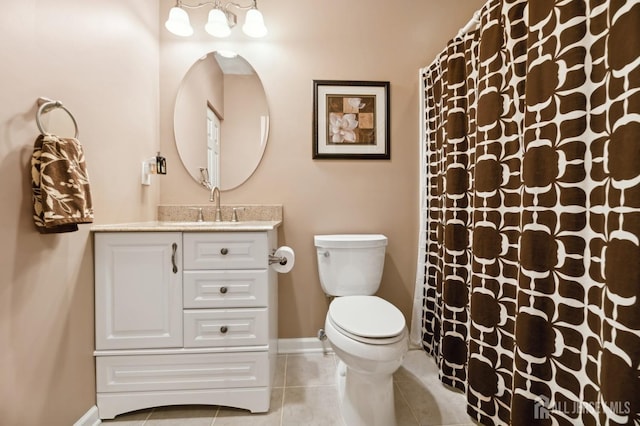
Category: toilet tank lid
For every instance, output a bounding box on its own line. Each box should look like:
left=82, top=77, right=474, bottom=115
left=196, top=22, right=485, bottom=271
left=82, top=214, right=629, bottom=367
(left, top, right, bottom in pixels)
left=314, top=234, right=388, bottom=248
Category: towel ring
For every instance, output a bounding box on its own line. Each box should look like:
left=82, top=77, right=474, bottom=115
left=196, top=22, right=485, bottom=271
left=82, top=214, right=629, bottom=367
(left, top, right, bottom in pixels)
left=36, top=97, right=79, bottom=138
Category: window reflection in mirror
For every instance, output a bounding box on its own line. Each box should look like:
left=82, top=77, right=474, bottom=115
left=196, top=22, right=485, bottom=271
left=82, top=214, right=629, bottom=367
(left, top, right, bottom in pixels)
left=174, top=51, right=269, bottom=191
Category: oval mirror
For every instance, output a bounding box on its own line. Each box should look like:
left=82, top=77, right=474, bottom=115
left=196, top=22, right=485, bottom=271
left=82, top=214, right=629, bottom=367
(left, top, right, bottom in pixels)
left=174, top=51, right=269, bottom=191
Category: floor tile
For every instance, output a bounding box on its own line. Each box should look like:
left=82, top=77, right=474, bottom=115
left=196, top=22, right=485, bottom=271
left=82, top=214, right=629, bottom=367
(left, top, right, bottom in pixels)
left=394, top=383, right=420, bottom=426
left=396, top=375, right=468, bottom=426
left=214, top=388, right=284, bottom=426
left=145, top=405, right=217, bottom=425
left=281, top=386, right=345, bottom=426
left=284, top=353, right=337, bottom=387
left=273, top=355, right=287, bottom=388
left=101, top=408, right=153, bottom=425
left=396, top=350, right=440, bottom=383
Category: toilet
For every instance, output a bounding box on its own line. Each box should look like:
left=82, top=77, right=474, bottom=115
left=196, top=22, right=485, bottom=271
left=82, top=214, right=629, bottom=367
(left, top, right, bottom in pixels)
left=314, top=234, right=409, bottom=426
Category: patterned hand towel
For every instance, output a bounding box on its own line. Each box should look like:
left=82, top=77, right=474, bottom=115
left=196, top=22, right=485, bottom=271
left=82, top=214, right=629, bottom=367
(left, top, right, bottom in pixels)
left=31, top=134, right=94, bottom=234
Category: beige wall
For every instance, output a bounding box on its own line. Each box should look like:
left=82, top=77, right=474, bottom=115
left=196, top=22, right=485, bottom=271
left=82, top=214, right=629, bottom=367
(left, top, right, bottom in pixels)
left=0, top=1, right=486, bottom=423
left=0, top=1, right=160, bottom=424
left=160, top=0, right=486, bottom=338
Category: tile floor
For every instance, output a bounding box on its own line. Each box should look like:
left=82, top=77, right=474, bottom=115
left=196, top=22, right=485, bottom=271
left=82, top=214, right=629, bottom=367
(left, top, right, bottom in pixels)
left=101, top=349, right=475, bottom=426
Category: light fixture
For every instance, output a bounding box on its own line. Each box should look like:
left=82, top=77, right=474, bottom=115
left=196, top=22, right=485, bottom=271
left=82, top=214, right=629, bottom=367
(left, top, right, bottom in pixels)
left=242, top=7, right=267, bottom=38
left=205, top=8, right=231, bottom=37
left=165, top=6, right=194, bottom=37
left=165, top=0, right=267, bottom=38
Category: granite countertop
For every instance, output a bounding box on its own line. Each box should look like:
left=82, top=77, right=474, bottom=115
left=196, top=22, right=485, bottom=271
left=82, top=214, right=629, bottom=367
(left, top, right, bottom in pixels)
left=91, top=220, right=281, bottom=232
left=91, top=204, right=283, bottom=232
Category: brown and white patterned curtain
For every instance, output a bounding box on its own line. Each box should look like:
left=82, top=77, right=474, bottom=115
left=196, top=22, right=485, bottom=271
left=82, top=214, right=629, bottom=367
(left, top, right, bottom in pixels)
left=417, top=0, right=640, bottom=425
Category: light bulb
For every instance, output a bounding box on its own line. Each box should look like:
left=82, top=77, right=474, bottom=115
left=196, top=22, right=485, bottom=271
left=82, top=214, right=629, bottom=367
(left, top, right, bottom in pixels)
left=205, top=9, right=231, bottom=38
left=165, top=7, right=193, bottom=37
left=242, top=8, right=267, bottom=38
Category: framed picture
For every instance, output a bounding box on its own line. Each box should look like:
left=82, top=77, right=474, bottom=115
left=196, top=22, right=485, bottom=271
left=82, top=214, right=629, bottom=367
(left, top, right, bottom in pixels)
left=313, top=80, right=390, bottom=159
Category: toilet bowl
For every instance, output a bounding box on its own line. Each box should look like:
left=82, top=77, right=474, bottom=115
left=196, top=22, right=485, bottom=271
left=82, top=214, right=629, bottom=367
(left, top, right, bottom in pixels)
left=314, top=235, right=410, bottom=426
left=324, top=295, right=409, bottom=426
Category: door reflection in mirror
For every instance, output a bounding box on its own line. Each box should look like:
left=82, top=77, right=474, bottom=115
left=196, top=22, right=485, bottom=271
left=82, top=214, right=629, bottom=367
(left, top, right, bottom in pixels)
left=206, top=105, right=221, bottom=188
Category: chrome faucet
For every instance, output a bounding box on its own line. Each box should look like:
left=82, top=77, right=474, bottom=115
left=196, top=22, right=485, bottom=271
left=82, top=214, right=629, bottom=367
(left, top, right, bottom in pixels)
left=209, top=186, right=222, bottom=222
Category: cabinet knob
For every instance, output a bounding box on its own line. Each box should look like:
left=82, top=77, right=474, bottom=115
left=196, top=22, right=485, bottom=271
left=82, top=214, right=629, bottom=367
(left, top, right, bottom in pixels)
left=220, top=326, right=228, bottom=334
left=220, top=248, right=228, bottom=255
left=220, top=286, right=228, bottom=294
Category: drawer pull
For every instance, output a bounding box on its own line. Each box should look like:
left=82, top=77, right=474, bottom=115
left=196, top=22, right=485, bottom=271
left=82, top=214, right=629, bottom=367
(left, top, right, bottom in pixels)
left=220, top=326, right=228, bottom=334
left=220, top=286, right=228, bottom=294
left=220, top=248, right=229, bottom=255
left=171, top=243, right=178, bottom=273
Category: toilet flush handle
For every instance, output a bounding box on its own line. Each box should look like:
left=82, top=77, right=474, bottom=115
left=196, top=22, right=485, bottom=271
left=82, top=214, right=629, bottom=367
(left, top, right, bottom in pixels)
left=318, top=250, right=330, bottom=258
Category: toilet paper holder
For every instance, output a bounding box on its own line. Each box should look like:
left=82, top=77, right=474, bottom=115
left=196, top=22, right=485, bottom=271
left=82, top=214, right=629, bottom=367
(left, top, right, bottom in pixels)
left=269, top=249, right=288, bottom=265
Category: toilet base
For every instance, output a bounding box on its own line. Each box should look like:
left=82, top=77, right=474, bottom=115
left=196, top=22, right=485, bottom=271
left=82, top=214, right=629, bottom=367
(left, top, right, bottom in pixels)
left=336, top=360, right=397, bottom=426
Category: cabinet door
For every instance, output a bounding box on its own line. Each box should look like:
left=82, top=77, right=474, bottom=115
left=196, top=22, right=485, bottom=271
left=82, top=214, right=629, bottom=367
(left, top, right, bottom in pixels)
left=95, top=232, right=182, bottom=350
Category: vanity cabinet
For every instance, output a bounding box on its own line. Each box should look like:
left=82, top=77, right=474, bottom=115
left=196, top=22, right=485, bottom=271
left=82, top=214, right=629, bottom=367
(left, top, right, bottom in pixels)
left=93, top=229, right=278, bottom=420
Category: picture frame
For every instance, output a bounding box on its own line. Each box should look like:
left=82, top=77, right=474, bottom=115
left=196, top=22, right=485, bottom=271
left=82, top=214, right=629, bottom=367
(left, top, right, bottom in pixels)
left=313, top=80, right=390, bottom=159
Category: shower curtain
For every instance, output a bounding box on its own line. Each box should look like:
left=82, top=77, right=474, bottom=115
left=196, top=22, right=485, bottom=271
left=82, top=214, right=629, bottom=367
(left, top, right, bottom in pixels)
left=416, top=0, right=640, bottom=425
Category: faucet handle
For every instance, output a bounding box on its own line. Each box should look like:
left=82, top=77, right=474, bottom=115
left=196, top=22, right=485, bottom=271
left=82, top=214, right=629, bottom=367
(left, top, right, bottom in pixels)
left=189, top=207, right=205, bottom=222
left=231, top=207, right=245, bottom=222
left=198, top=168, right=212, bottom=189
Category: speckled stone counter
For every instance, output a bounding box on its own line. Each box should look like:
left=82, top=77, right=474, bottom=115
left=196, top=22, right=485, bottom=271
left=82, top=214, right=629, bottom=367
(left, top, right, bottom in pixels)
left=157, top=204, right=282, bottom=223
left=91, top=220, right=281, bottom=232
left=90, top=204, right=283, bottom=232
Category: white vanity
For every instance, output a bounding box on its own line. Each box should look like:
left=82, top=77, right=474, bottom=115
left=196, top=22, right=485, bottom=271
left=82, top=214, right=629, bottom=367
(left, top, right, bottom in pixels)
left=92, top=218, right=281, bottom=419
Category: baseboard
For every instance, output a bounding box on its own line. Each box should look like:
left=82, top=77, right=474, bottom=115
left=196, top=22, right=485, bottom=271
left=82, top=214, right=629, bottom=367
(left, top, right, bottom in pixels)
left=74, top=405, right=101, bottom=426
left=278, top=337, right=333, bottom=354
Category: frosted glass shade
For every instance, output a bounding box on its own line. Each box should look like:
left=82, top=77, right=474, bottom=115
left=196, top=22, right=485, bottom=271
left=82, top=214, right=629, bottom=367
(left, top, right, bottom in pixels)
left=165, top=7, right=193, bottom=37
left=205, top=9, right=231, bottom=37
left=242, top=8, right=267, bottom=38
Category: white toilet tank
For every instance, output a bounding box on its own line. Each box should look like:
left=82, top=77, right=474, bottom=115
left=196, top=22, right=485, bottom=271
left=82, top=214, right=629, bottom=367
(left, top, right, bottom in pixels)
left=314, top=234, right=388, bottom=296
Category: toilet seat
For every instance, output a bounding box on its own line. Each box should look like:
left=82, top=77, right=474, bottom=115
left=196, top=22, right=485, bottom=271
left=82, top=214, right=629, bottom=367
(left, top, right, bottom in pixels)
left=328, top=296, right=406, bottom=345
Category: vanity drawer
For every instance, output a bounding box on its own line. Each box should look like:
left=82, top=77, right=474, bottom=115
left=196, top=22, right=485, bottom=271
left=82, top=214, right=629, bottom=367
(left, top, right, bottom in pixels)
left=183, top=232, right=268, bottom=270
left=183, top=270, right=268, bottom=308
left=184, top=308, right=268, bottom=348
left=96, top=352, right=268, bottom=392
